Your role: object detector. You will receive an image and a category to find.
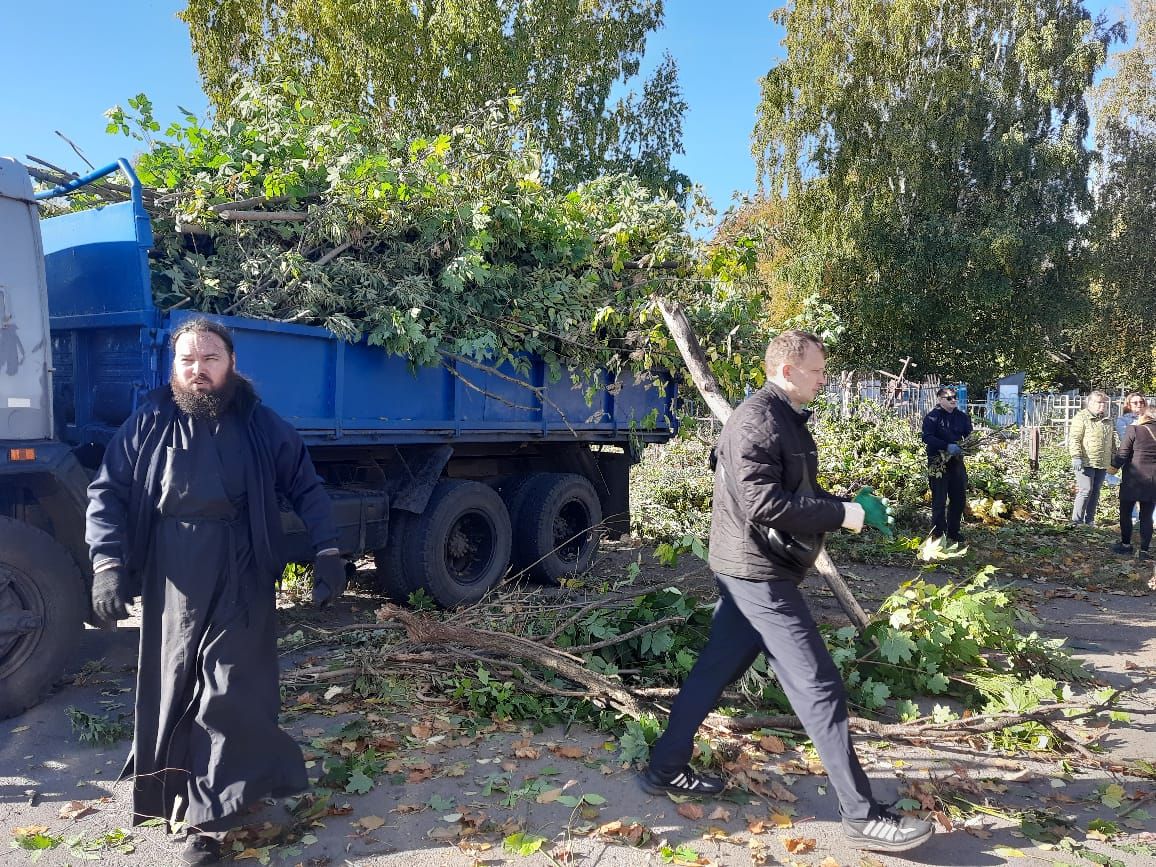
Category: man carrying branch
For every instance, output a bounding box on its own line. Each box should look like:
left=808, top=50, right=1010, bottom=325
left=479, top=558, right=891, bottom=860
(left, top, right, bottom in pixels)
left=639, top=330, right=933, bottom=854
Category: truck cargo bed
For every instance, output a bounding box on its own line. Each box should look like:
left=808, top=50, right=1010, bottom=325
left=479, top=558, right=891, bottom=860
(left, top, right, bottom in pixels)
left=40, top=190, right=675, bottom=449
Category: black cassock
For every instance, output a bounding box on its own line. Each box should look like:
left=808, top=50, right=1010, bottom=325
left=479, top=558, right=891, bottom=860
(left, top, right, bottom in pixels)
left=123, top=408, right=306, bottom=829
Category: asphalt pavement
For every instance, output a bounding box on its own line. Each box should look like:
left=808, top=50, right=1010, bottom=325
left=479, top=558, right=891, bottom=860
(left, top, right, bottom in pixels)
left=2, top=576, right=1156, bottom=867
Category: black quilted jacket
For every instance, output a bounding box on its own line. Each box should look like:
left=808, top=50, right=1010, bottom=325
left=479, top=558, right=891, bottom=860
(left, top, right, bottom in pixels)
left=708, top=383, right=846, bottom=583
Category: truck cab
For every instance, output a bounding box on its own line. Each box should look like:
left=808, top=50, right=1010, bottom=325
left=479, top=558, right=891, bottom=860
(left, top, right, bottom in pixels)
left=0, top=158, right=90, bottom=718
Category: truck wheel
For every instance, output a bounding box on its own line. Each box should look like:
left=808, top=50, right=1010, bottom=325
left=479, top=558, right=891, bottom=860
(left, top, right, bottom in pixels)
left=372, top=510, right=418, bottom=603
left=511, top=473, right=603, bottom=585
left=405, top=480, right=512, bottom=608
left=496, top=474, right=535, bottom=525
left=0, top=517, right=86, bottom=719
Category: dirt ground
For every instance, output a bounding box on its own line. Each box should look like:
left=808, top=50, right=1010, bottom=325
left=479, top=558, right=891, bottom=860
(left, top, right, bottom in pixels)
left=3, top=527, right=1156, bottom=867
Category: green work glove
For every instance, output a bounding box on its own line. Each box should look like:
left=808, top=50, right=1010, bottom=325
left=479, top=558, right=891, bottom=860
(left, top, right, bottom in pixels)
left=853, top=486, right=895, bottom=538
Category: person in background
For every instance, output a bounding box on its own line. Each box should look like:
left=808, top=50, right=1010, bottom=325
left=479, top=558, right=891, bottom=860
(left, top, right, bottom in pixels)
left=1069, top=391, right=1117, bottom=526
left=1112, top=402, right=1156, bottom=559
left=1117, top=393, right=1147, bottom=442
left=1116, top=394, right=1147, bottom=522
left=921, top=387, right=973, bottom=544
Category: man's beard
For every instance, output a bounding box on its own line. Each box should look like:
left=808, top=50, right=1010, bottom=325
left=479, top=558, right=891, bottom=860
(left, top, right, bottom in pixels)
left=171, top=370, right=239, bottom=420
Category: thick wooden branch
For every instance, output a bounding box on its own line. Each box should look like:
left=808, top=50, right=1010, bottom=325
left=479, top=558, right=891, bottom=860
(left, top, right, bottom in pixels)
left=718, top=707, right=1100, bottom=755
left=211, top=194, right=291, bottom=212
left=217, top=209, right=307, bottom=222
left=25, top=165, right=125, bottom=204
left=379, top=604, right=651, bottom=719
left=653, top=295, right=735, bottom=425
left=24, top=158, right=157, bottom=206
left=814, top=551, right=870, bottom=630
left=314, top=238, right=357, bottom=266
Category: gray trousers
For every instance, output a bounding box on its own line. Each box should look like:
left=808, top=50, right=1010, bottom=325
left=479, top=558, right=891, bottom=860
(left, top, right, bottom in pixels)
left=648, top=573, right=875, bottom=820
left=1072, top=467, right=1107, bottom=524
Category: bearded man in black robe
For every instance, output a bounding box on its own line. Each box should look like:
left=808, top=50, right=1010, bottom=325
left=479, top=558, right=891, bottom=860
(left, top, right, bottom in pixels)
left=86, top=318, right=345, bottom=865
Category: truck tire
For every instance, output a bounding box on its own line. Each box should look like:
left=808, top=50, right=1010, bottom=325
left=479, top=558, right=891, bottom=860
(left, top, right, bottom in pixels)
left=372, top=510, right=418, bottom=603
left=0, top=517, right=86, bottom=719
left=405, top=479, right=512, bottom=608
left=496, top=474, right=535, bottom=526
left=510, top=473, right=603, bottom=585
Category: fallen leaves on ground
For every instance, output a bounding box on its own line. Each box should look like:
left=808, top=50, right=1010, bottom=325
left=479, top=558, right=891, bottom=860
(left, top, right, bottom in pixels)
left=353, top=815, right=386, bottom=832
left=59, top=801, right=98, bottom=820
left=781, top=834, right=816, bottom=854
left=677, top=802, right=704, bottom=820
left=758, top=735, right=786, bottom=754
left=596, top=819, right=652, bottom=846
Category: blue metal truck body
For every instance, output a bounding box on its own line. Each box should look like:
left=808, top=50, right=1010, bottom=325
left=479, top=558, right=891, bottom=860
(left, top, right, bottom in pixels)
left=39, top=176, right=674, bottom=449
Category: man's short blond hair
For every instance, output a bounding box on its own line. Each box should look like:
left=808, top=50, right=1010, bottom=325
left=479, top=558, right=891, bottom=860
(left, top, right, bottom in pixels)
left=764, top=330, right=826, bottom=380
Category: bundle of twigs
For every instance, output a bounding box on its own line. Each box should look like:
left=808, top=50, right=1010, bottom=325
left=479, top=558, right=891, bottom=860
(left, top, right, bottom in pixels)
left=929, top=423, right=1017, bottom=477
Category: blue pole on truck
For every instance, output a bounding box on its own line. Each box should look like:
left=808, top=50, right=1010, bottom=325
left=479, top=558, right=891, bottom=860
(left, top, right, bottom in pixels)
left=33, top=159, right=143, bottom=212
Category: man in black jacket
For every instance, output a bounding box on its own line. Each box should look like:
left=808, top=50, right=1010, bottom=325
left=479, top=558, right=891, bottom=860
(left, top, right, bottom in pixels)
left=639, top=330, right=933, bottom=854
left=921, top=386, right=973, bottom=543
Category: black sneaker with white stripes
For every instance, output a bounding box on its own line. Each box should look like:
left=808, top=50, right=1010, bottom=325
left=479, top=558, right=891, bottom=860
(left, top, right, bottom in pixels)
left=842, top=807, right=933, bottom=852
left=638, top=765, right=725, bottom=797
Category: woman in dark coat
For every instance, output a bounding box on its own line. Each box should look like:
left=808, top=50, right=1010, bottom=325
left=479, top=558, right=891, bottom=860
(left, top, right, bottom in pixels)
left=1112, top=406, right=1156, bottom=559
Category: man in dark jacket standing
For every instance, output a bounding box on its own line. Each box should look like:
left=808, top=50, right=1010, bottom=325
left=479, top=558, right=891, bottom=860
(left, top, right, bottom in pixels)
left=86, top=319, right=347, bottom=866
left=639, top=330, right=933, bottom=854
left=921, top=387, right=972, bottom=543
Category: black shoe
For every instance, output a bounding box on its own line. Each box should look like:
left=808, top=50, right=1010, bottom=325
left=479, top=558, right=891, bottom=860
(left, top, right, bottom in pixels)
left=639, top=765, right=725, bottom=797
left=843, top=807, right=933, bottom=852
left=179, top=835, right=222, bottom=866
left=1113, top=542, right=1135, bottom=555
left=1140, top=550, right=1151, bottom=561
left=947, top=533, right=966, bottom=545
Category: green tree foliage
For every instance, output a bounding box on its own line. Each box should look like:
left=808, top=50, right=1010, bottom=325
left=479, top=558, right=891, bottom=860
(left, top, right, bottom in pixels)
left=103, top=80, right=696, bottom=375
left=749, top=0, right=1119, bottom=386
left=1076, top=0, right=1156, bottom=389
left=179, top=0, right=688, bottom=195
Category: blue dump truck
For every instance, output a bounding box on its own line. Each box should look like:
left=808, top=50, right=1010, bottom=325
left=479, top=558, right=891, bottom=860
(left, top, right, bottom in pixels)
left=0, top=158, right=676, bottom=718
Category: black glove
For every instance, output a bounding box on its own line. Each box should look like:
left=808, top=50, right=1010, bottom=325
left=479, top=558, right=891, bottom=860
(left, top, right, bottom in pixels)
left=92, top=567, right=131, bottom=621
left=312, top=553, right=347, bottom=609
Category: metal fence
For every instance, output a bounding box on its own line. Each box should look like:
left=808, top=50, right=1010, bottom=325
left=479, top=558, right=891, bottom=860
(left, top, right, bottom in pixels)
left=678, top=375, right=1147, bottom=444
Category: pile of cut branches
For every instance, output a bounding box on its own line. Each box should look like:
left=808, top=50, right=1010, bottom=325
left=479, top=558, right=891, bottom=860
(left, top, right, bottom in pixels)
left=95, top=81, right=699, bottom=375
left=285, top=566, right=1138, bottom=768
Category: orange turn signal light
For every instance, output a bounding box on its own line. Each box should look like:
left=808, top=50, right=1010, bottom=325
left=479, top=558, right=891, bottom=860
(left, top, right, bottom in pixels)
left=8, top=448, right=36, bottom=461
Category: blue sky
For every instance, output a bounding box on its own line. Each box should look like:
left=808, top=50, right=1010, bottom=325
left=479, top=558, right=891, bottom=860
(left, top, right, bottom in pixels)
left=0, top=0, right=1135, bottom=224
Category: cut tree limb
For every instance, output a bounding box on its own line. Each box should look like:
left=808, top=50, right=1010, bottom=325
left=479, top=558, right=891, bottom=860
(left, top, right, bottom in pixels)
left=653, top=294, right=869, bottom=629
left=653, top=296, right=735, bottom=425
left=813, top=551, right=870, bottom=630
left=379, top=604, right=651, bottom=720
left=218, top=209, right=307, bottom=222
left=288, top=595, right=1137, bottom=771
left=211, top=194, right=291, bottom=212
